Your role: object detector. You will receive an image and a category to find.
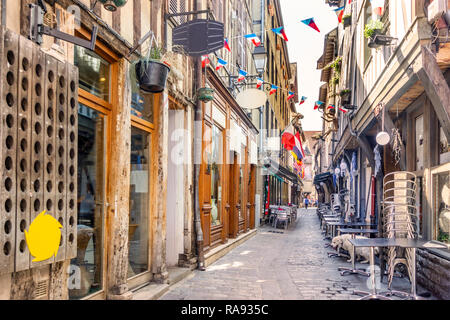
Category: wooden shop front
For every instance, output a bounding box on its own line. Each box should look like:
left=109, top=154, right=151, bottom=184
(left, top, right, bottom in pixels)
left=199, top=69, right=258, bottom=252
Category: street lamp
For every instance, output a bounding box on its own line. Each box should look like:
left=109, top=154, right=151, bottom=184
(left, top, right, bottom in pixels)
left=252, top=45, right=267, bottom=75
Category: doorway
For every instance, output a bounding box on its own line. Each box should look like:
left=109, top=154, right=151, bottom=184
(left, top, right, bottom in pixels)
left=166, top=109, right=185, bottom=267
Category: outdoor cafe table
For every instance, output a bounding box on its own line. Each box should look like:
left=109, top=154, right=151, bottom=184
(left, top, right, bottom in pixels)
left=326, top=221, right=376, bottom=239
left=336, top=228, right=379, bottom=277
left=348, top=238, right=448, bottom=300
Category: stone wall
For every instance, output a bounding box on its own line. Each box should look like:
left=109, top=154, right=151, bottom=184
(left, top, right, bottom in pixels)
left=417, top=249, right=450, bottom=300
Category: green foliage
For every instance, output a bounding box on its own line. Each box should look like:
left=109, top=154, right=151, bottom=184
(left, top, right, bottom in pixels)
left=364, top=20, right=384, bottom=39
left=339, top=89, right=351, bottom=97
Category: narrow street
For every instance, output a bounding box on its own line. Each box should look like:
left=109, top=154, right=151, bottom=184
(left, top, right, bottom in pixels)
left=160, top=209, right=418, bottom=300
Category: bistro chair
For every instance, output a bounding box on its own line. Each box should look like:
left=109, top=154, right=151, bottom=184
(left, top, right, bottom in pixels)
left=382, top=171, right=418, bottom=296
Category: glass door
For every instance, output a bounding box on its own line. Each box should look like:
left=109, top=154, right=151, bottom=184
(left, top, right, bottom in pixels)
left=69, top=104, right=106, bottom=300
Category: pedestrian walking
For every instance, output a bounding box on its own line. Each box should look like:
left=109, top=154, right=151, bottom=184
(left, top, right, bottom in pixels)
left=304, top=198, right=309, bottom=209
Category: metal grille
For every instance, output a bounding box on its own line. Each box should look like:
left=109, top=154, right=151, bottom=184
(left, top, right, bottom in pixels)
left=34, top=280, right=48, bottom=299
left=0, top=27, right=78, bottom=275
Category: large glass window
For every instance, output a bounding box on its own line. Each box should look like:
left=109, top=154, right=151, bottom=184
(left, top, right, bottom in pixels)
left=74, top=47, right=110, bottom=102
left=415, top=115, right=424, bottom=171
left=131, top=91, right=154, bottom=123
left=69, top=105, right=105, bottom=300
left=211, top=125, right=223, bottom=227
left=432, top=170, right=450, bottom=245
left=128, top=127, right=150, bottom=278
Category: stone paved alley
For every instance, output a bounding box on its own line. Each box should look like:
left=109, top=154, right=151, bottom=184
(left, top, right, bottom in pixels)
left=159, top=209, right=430, bottom=300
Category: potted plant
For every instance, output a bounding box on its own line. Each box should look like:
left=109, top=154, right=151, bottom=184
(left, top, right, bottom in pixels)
left=339, top=88, right=351, bottom=104
left=342, top=14, right=352, bottom=28
left=134, top=44, right=171, bottom=93
left=197, top=87, right=215, bottom=102
left=364, top=20, right=394, bottom=49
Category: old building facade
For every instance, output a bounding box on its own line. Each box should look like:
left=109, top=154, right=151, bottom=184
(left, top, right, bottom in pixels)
left=315, top=0, right=450, bottom=299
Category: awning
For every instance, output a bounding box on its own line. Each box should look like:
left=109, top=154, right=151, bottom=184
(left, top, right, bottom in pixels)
left=263, top=158, right=301, bottom=185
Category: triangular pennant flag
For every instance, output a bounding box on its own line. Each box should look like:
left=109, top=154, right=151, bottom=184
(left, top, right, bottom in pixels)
left=328, top=104, right=336, bottom=110
left=216, top=58, right=227, bottom=71
left=237, top=69, right=248, bottom=82
left=314, top=101, right=324, bottom=110
left=201, top=55, right=210, bottom=68
left=256, top=78, right=264, bottom=89
left=224, top=38, right=231, bottom=52
left=287, top=92, right=295, bottom=101
left=299, top=96, right=307, bottom=105
left=269, top=84, right=278, bottom=95
left=244, top=33, right=261, bottom=47
left=272, top=27, right=288, bottom=41
left=301, top=18, right=320, bottom=33
left=339, top=106, right=349, bottom=113
left=333, top=6, right=345, bottom=23
left=370, top=0, right=385, bottom=16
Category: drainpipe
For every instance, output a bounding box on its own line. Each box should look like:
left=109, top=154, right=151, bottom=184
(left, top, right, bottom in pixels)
left=1, top=0, right=6, bottom=26
left=193, top=0, right=205, bottom=271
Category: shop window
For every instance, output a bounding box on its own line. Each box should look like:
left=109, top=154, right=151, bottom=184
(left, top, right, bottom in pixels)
left=439, top=126, right=450, bottom=165
left=74, top=47, right=110, bottom=102
left=415, top=114, right=424, bottom=171
left=211, top=124, right=223, bottom=227
left=131, top=91, right=154, bottom=123
left=432, top=168, right=450, bottom=245
left=239, top=152, right=244, bottom=220
left=70, top=105, right=106, bottom=300
left=128, top=127, right=150, bottom=278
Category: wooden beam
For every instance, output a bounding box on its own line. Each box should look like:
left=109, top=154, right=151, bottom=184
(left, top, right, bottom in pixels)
left=417, top=45, right=450, bottom=142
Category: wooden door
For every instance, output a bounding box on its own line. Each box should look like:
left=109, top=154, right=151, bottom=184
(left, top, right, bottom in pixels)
left=248, top=164, right=256, bottom=230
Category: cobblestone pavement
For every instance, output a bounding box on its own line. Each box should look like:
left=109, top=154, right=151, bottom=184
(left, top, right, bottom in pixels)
left=160, top=209, right=429, bottom=300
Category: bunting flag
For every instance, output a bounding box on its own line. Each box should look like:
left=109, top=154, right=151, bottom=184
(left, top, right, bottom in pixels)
left=281, top=124, right=296, bottom=151
left=314, top=101, right=324, bottom=110
left=256, top=78, right=264, bottom=89
left=269, top=84, right=278, bottom=95
left=328, top=104, right=336, bottom=110
left=333, top=6, right=345, bottom=23
left=287, top=91, right=295, bottom=101
left=244, top=33, right=261, bottom=47
left=301, top=18, right=320, bottom=33
left=339, top=106, right=349, bottom=113
left=216, top=58, right=227, bottom=71
left=237, top=69, right=248, bottom=82
left=272, top=27, right=288, bottom=41
left=224, top=38, right=231, bottom=52
left=201, top=55, right=210, bottom=68
left=299, top=96, right=307, bottom=105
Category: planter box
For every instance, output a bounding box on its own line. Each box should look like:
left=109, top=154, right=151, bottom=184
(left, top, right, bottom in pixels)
left=368, top=29, right=395, bottom=49
left=343, top=16, right=351, bottom=28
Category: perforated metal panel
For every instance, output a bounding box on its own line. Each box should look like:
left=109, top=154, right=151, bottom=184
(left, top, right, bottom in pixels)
left=0, top=28, right=19, bottom=274
left=65, top=64, right=78, bottom=259
left=0, top=28, right=78, bottom=274
left=15, top=36, right=33, bottom=272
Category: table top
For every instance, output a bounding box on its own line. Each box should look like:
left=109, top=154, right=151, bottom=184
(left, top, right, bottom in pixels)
left=327, top=221, right=376, bottom=227
left=349, top=238, right=449, bottom=249
left=338, top=228, right=379, bottom=234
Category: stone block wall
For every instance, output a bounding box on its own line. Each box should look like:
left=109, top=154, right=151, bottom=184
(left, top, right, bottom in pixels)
left=417, top=249, right=450, bottom=300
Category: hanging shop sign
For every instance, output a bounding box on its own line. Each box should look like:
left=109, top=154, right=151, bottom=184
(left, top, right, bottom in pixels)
left=172, top=19, right=224, bottom=56
left=235, top=89, right=268, bottom=110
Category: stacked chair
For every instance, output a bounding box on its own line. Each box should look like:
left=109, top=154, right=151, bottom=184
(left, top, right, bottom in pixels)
left=382, top=171, right=418, bottom=296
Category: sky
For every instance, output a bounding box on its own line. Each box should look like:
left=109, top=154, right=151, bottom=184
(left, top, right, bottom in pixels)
left=279, top=0, right=340, bottom=131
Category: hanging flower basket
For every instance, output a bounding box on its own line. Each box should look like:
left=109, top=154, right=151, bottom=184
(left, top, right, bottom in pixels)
left=197, top=87, right=215, bottom=102
left=135, top=60, right=170, bottom=93
left=342, top=15, right=351, bottom=28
